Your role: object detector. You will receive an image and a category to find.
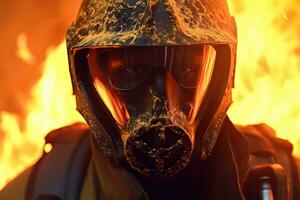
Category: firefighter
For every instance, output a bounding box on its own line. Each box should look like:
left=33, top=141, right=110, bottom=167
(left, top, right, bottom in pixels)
left=1, top=0, right=299, bottom=199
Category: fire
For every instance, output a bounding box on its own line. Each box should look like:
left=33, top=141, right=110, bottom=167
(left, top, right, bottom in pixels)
left=0, top=0, right=300, bottom=191
left=0, top=41, right=83, bottom=189
left=227, top=0, right=300, bottom=156
left=16, top=33, right=36, bottom=65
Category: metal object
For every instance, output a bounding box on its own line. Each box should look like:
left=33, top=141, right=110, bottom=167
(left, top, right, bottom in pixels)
left=244, top=164, right=289, bottom=200
left=259, top=176, right=274, bottom=200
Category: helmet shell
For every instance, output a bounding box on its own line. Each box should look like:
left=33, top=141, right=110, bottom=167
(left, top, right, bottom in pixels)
left=67, top=0, right=237, bottom=48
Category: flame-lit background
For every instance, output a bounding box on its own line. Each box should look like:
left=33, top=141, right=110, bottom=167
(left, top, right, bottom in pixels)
left=0, top=0, right=299, bottom=190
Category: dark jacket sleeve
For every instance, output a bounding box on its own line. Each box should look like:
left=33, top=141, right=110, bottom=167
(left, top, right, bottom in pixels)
left=0, top=167, right=33, bottom=200
left=295, top=158, right=300, bottom=191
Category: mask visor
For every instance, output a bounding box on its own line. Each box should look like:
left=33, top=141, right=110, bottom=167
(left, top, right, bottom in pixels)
left=84, top=45, right=216, bottom=128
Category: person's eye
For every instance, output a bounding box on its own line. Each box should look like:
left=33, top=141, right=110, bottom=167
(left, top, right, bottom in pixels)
left=172, top=65, right=199, bottom=89
left=109, top=64, right=147, bottom=90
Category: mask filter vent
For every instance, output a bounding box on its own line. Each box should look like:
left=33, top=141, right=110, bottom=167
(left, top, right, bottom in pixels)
left=125, top=120, right=192, bottom=181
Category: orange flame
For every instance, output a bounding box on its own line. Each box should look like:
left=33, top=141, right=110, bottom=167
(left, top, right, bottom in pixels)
left=16, top=33, right=36, bottom=65
left=227, top=0, right=300, bottom=156
left=0, top=41, right=83, bottom=189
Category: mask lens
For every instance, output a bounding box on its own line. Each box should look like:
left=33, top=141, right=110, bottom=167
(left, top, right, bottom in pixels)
left=83, top=45, right=216, bottom=126
left=170, top=45, right=210, bottom=89
left=109, top=62, right=149, bottom=91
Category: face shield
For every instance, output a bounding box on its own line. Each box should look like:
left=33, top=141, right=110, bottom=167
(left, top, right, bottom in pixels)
left=74, top=45, right=217, bottom=180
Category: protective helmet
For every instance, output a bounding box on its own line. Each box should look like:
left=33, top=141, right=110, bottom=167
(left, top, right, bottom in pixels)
left=67, top=0, right=237, bottom=180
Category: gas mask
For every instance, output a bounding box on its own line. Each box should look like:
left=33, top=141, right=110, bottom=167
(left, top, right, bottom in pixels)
left=67, top=0, right=237, bottom=181
left=72, top=45, right=225, bottom=180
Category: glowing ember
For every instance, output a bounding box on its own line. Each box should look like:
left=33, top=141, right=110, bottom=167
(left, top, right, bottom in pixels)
left=0, top=42, right=83, bottom=189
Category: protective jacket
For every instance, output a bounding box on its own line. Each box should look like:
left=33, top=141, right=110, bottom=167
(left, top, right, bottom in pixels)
left=0, top=117, right=299, bottom=200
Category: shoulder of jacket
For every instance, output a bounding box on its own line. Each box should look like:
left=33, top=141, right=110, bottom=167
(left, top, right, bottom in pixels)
left=45, top=122, right=91, bottom=143
left=0, top=123, right=91, bottom=200
left=0, top=167, right=33, bottom=200
left=237, top=123, right=300, bottom=199
left=236, top=123, right=293, bottom=157
left=295, top=158, right=300, bottom=180
left=27, top=122, right=92, bottom=200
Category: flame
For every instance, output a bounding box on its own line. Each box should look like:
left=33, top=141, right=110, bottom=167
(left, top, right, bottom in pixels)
left=1, top=0, right=300, bottom=191
left=227, top=0, right=300, bottom=156
left=16, top=33, right=36, bottom=65
left=0, top=41, right=83, bottom=189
